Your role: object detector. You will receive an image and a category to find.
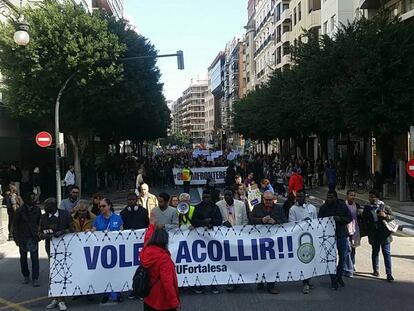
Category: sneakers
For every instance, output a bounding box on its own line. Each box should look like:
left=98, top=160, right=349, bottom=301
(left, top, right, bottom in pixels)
left=127, top=292, right=135, bottom=300
left=387, top=274, right=394, bottom=282
left=210, top=285, right=219, bottom=294
left=303, top=284, right=310, bottom=294
left=46, top=299, right=58, bottom=309
left=191, top=286, right=203, bottom=294
left=33, top=279, right=40, bottom=287
left=373, top=270, right=379, bottom=277
left=226, top=285, right=236, bottom=292
left=22, top=277, right=30, bottom=284
left=58, top=302, right=67, bottom=311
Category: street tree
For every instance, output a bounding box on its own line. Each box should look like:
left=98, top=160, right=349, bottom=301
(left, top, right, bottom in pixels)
left=0, top=0, right=125, bottom=190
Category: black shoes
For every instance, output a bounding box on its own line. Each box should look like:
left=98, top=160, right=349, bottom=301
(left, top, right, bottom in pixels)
left=337, top=278, right=345, bottom=287
left=373, top=270, right=380, bottom=277
left=386, top=274, right=394, bottom=282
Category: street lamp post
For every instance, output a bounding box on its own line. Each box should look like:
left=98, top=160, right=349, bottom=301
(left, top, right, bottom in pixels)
left=0, top=0, right=30, bottom=46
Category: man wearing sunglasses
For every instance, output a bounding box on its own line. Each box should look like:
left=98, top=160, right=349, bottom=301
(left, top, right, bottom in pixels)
left=250, top=190, right=287, bottom=294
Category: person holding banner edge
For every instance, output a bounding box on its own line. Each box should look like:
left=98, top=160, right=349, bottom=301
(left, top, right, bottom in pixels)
left=288, top=189, right=317, bottom=294
left=191, top=189, right=223, bottom=294
left=217, top=188, right=249, bottom=292
left=181, top=165, right=192, bottom=194
left=318, top=190, right=352, bottom=290
left=91, top=198, right=124, bottom=304
left=39, top=198, right=72, bottom=311
left=250, top=190, right=287, bottom=294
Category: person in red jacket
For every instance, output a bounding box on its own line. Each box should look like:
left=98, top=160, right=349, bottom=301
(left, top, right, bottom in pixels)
left=140, top=215, right=180, bottom=311
left=288, top=167, right=304, bottom=197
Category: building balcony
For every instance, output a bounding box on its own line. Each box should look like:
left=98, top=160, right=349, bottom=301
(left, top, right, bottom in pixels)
left=359, top=0, right=381, bottom=10
left=280, top=8, right=291, bottom=23
left=307, top=9, right=321, bottom=31
left=401, top=1, right=414, bottom=21
left=281, top=31, right=290, bottom=43
left=93, top=0, right=123, bottom=18
left=281, top=53, right=291, bottom=67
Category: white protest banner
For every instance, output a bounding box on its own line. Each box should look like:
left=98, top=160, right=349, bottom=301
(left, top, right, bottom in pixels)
left=49, top=219, right=336, bottom=297
left=173, top=167, right=226, bottom=185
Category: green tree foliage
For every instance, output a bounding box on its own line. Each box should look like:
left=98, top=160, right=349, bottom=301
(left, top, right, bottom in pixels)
left=233, top=13, right=414, bottom=142
left=96, top=15, right=170, bottom=144
left=0, top=0, right=169, bottom=190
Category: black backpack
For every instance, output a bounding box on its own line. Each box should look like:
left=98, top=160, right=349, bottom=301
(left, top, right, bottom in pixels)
left=132, top=265, right=151, bottom=298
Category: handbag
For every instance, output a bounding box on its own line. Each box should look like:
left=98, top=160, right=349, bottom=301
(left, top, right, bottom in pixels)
left=383, top=219, right=399, bottom=233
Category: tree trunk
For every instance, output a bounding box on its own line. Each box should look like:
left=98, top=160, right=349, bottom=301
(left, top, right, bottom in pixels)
left=68, top=133, right=88, bottom=195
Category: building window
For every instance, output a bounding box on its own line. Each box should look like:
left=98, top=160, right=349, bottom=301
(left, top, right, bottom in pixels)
left=293, top=7, right=297, bottom=25
left=323, top=21, right=328, bottom=34
left=330, top=14, right=336, bottom=33
left=298, top=2, right=302, bottom=21
left=403, top=0, right=414, bottom=12
left=276, top=3, right=281, bottom=21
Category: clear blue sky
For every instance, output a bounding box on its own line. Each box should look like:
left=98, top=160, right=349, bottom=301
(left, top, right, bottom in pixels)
left=124, top=0, right=247, bottom=101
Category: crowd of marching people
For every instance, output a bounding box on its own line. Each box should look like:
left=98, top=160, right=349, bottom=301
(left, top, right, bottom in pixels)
left=2, top=151, right=398, bottom=311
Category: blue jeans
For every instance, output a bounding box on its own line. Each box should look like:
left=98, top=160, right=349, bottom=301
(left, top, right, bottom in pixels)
left=19, top=238, right=39, bottom=280
left=372, top=241, right=392, bottom=275
left=344, top=237, right=355, bottom=275
left=331, top=237, right=349, bottom=282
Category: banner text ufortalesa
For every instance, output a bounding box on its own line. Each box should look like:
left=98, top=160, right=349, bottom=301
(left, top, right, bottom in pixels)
left=49, top=218, right=336, bottom=297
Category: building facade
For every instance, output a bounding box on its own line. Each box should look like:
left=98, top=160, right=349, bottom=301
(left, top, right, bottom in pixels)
left=92, top=0, right=124, bottom=18
left=245, top=0, right=257, bottom=92
left=254, top=0, right=276, bottom=86
left=275, top=0, right=292, bottom=69
left=172, top=79, right=208, bottom=146
left=208, top=52, right=226, bottom=148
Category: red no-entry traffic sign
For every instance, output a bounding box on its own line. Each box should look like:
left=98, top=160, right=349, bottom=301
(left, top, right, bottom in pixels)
left=35, top=131, right=52, bottom=148
left=407, top=159, right=414, bottom=178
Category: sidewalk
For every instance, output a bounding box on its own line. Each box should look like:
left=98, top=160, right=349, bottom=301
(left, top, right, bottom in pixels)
left=309, top=186, right=414, bottom=235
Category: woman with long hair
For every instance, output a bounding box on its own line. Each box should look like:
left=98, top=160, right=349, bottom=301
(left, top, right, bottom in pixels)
left=140, top=214, right=180, bottom=311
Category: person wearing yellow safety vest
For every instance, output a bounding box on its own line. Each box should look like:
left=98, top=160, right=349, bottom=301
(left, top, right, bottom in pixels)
left=181, top=165, right=193, bottom=194
left=177, top=193, right=195, bottom=228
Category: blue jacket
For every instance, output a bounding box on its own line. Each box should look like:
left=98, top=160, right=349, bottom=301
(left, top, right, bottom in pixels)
left=93, top=213, right=123, bottom=231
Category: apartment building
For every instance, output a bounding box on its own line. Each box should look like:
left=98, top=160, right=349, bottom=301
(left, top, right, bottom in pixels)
left=173, top=79, right=208, bottom=145
left=360, top=0, right=414, bottom=20
left=254, top=0, right=276, bottom=85
left=92, top=0, right=124, bottom=18
left=274, top=1, right=292, bottom=69
left=245, top=0, right=257, bottom=92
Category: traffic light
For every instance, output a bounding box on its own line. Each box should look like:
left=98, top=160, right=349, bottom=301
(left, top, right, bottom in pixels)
left=177, top=50, right=184, bottom=70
